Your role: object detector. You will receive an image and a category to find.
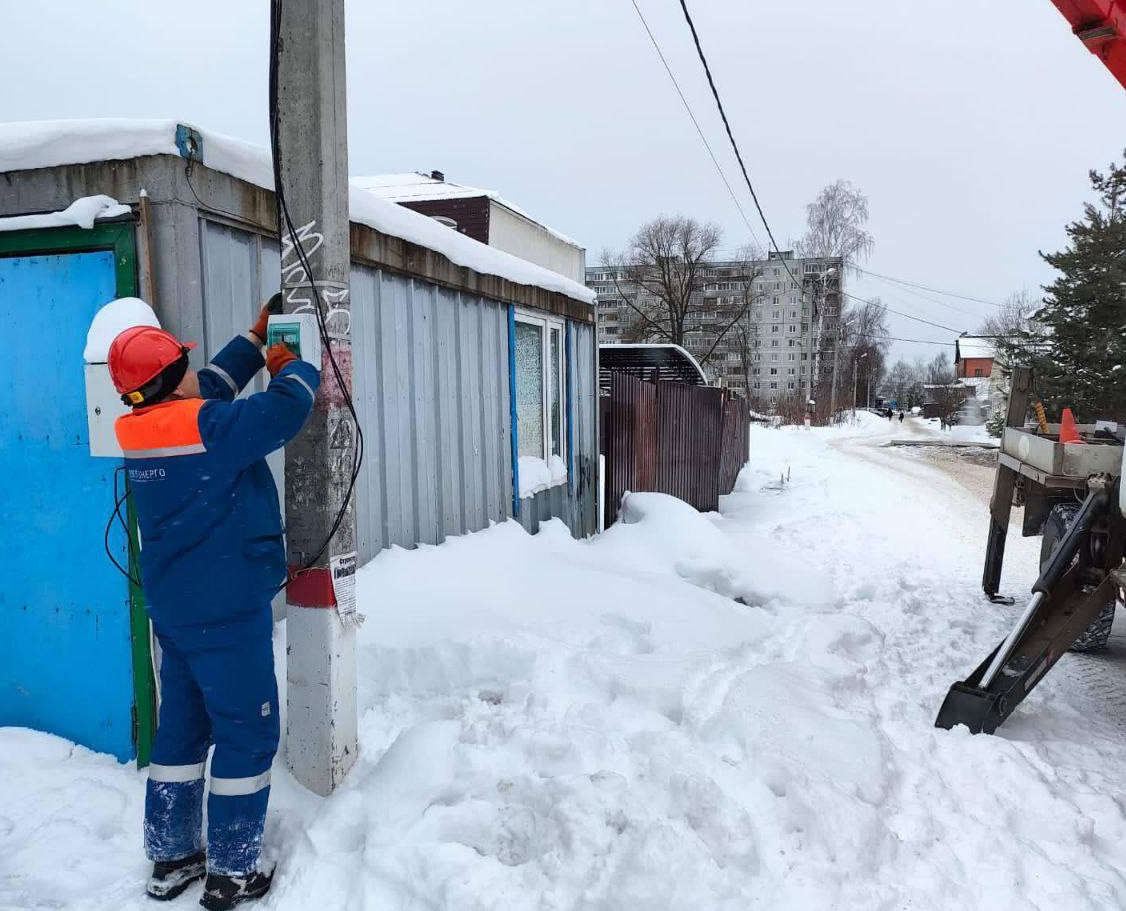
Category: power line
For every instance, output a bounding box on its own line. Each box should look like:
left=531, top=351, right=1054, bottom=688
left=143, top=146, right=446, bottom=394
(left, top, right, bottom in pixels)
left=854, top=265, right=1004, bottom=308
left=871, top=334, right=954, bottom=347
left=675, top=0, right=799, bottom=286
left=627, top=0, right=761, bottom=247
left=841, top=289, right=964, bottom=334
left=857, top=268, right=981, bottom=319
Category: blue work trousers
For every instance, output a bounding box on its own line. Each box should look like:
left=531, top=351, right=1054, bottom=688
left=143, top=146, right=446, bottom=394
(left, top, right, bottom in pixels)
left=143, top=609, right=279, bottom=876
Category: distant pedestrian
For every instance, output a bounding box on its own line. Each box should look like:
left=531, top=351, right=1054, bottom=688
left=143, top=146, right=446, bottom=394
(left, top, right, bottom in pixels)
left=887, top=410, right=893, bottom=422
left=899, top=411, right=905, bottom=423
left=940, top=415, right=947, bottom=431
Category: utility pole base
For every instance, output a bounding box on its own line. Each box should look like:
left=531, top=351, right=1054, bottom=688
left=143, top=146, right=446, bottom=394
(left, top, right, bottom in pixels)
left=286, top=606, right=358, bottom=796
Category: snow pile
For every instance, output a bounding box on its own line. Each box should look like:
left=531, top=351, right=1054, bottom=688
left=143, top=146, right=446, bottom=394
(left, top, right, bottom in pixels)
left=600, top=491, right=832, bottom=608
left=0, top=119, right=595, bottom=305
left=11, top=416, right=1126, bottom=910
left=516, top=454, right=567, bottom=498
left=83, top=296, right=161, bottom=363
left=946, top=422, right=996, bottom=444
left=0, top=194, right=130, bottom=234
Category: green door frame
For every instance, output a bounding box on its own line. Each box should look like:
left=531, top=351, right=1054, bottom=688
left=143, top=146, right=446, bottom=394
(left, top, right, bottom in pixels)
left=0, top=220, right=156, bottom=766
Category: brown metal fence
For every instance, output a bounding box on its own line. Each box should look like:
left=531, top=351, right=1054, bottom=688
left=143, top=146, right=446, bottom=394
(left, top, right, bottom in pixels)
left=602, top=373, right=751, bottom=526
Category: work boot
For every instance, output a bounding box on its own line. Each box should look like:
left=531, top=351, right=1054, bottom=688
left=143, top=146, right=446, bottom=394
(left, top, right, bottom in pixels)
left=199, top=869, right=274, bottom=910
left=146, top=849, right=206, bottom=901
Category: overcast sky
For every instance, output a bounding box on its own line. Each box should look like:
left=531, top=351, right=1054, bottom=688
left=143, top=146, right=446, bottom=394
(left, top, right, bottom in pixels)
left=3, top=0, right=1124, bottom=362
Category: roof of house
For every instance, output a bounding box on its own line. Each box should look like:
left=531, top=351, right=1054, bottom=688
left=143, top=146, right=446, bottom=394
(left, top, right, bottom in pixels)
left=353, top=172, right=582, bottom=250
left=598, top=343, right=708, bottom=392
left=0, top=119, right=594, bottom=305
left=955, top=335, right=995, bottom=361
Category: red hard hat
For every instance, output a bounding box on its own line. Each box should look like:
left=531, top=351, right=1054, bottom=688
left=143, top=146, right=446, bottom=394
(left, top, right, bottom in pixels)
left=108, top=325, right=196, bottom=394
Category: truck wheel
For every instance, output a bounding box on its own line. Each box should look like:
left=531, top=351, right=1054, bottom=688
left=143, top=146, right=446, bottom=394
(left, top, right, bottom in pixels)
left=1041, top=503, right=1117, bottom=652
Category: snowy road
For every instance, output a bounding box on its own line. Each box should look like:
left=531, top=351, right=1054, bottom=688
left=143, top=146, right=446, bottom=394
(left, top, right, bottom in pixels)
left=6, top=414, right=1126, bottom=910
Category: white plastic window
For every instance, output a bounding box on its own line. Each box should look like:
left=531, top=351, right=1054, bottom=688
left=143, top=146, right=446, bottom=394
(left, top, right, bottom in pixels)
left=514, top=311, right=567, bottom=473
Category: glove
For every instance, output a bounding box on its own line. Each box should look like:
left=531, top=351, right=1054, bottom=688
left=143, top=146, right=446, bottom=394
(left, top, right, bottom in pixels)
left=266, top=343, right=298, bottom=377
left=249, top=296, right=279, bottom=345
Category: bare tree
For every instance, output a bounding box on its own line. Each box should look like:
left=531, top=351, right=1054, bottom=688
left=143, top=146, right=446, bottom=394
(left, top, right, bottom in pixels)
left=837, top=297, right=889, bottom=411
left=604, top=217, right=758, bottom=369
left=977, top=289, right=1044, bottom=365
left=882, top=358, right=923, bottom=409
left=923, top=351, right=966, bottom=421
left=797, top=180, right=875, bottom=420
left=977, top=289, right=1046, bottom=435
left=796, top=180, right=875, bottom=271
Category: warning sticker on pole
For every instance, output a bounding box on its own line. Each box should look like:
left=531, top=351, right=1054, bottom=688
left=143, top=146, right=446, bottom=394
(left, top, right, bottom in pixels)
left=330, top=551, right=361, bottom=625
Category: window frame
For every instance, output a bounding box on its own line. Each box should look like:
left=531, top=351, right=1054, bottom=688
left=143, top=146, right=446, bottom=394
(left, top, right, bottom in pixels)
left=513, top=309, right=568, bottom=478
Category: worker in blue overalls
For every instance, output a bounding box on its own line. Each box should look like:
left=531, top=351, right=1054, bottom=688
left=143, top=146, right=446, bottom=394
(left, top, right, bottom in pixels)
left=106, top=301, right=319, bottom=910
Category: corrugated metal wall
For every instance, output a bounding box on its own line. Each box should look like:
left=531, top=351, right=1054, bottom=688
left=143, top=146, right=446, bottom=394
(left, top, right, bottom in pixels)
left=602, top=373, right=748, bottom=526
left=196, top=217, right=597, bottom=566
left=350, top=265, right=511, bottom=560
left=198, top=220, right=285, bottom=492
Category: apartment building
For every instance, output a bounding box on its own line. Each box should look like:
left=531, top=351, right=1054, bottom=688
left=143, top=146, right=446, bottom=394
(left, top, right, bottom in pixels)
left=588, top=251, right=842, bottom=406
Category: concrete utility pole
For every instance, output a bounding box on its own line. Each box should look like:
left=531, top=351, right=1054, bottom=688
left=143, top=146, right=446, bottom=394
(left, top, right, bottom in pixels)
left=275, top=0, right=358, bottom=796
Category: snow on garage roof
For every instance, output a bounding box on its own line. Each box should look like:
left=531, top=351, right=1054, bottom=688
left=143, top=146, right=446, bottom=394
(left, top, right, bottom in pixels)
left=0, top=119, right=594, bottom=305
left=353, top=172, right=582, bottom=250
left=955, top=335, right=995, bottom=361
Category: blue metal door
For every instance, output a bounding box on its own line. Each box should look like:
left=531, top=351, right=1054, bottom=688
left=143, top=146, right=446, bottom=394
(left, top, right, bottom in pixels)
left=0, top=250, right=136, bottom=760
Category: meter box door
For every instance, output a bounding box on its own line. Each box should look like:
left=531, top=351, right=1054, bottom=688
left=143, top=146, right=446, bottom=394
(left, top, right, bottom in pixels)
left=85, top=362, right=129, bottom=457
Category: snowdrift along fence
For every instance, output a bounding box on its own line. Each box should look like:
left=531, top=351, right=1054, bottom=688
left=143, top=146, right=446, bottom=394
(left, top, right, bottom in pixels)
left=601, top=373, right=750, bottom=525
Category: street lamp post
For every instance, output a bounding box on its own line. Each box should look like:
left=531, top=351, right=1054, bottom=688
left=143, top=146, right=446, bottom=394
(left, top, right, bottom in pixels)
left=853, top=351, right=868, bottom=421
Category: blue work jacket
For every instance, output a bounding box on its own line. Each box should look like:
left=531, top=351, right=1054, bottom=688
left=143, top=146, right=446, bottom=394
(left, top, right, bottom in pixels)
left=114, top=335, right=320, bottom=632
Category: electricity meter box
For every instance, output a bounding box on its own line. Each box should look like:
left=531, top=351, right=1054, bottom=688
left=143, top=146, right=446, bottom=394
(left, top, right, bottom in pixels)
left=266, top=313, right=321, bottom=367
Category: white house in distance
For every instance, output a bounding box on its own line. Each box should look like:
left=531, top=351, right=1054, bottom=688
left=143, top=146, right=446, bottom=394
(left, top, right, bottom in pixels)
left=354, top=171, right=585, bottom=283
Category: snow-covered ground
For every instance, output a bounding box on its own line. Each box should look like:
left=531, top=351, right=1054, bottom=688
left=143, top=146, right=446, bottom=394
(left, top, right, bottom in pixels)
left=8, top=412, right=1126, bottom=910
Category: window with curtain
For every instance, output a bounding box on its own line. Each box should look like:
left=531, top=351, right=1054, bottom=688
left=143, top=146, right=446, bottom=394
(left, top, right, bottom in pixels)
left=515, top=321, right=544, bottom=458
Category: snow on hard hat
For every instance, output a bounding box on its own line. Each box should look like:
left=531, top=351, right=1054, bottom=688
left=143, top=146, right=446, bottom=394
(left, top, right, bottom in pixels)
left=108, top=325, right=196, bottom=396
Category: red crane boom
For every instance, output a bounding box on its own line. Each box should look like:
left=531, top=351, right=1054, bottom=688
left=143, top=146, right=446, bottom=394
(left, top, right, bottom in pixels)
left=1049, top=0, right=1126, bottom=89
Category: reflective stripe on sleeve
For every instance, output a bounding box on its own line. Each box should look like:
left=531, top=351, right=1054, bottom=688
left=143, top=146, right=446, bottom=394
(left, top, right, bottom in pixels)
left=201, top=363, right=238, bottom=396
left=285, top=373, right=316, bottom=399
left=123, top=443, right=207, bottom=459
left=148, top=761, right=206, bottom=783
left=209, top=770, right=272, bottom=797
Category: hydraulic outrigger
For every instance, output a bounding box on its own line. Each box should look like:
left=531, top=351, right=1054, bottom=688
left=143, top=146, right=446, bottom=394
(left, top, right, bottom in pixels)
left=935, top=367, right=1126, bottom=734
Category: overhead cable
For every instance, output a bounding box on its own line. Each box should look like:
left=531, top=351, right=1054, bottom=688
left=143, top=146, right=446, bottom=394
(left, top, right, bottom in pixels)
left=841, top=290, right=964, bottom=333
left=676, top=0, right=799, bottom=286
left=854, top=265, right=1004, bottom=309
left=628, top=0, right=761, bottom=246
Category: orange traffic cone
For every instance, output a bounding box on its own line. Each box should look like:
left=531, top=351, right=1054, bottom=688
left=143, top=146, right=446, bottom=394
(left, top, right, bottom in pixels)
left=1059, top=407, right=1085, bottom=444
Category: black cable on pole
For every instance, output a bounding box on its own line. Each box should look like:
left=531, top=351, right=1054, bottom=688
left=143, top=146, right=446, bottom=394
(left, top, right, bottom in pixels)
left=269, top=0, right=364, bottom=578
left=628, top=0, right=760, bottom=247
left=676, top=0, right=799, bottom=286
left=105, top=467, right=142, bottom=588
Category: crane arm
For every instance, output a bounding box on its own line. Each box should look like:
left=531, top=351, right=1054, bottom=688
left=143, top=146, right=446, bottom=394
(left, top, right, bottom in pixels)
left=1048, top=0, right=1126, bottom=89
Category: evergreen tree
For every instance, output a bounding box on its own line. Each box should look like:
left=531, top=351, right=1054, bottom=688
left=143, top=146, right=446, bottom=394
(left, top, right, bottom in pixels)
left=1013, top=155, right=1126, bottom=422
